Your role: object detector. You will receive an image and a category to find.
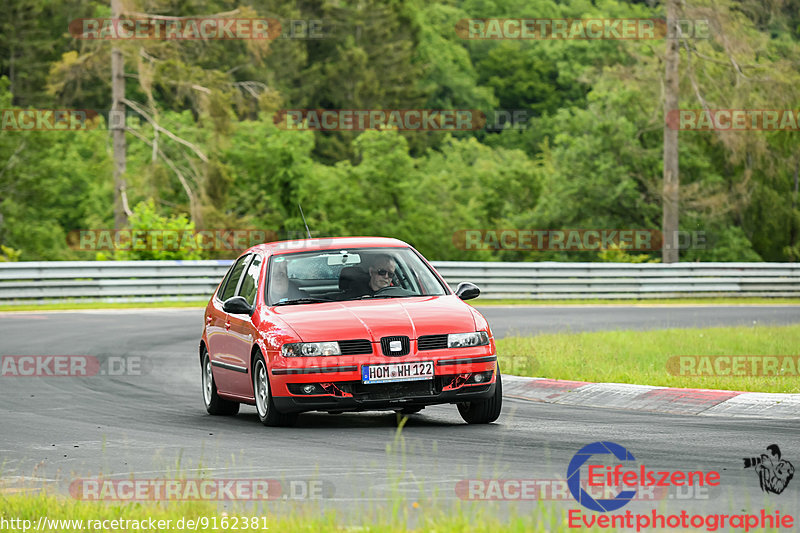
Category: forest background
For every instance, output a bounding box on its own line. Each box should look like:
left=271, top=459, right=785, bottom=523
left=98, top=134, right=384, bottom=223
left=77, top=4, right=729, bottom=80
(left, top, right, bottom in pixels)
left=1, top=0, right=798, bottom=263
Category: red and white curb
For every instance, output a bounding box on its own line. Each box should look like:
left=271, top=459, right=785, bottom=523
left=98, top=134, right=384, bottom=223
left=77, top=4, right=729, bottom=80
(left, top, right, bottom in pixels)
left=502, top=375, right=800, bottom=419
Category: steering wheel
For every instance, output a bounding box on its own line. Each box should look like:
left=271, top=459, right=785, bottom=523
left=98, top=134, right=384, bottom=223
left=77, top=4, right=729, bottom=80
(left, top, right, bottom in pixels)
left=373, top=285, right=412, bottom=297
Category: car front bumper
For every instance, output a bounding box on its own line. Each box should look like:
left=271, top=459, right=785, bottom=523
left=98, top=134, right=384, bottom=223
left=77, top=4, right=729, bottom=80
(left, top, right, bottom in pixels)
left=269, top=349, right=498, bottom=413
left=273, top=378, right=497, bottom=413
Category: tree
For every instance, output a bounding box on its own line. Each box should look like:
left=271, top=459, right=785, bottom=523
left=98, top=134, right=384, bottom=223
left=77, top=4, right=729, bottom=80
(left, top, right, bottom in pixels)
left=110, top=0, right=129, bottom=229
left=47, top=0, right=275, bottom=229
left=662, top=0, right=680, bottom=263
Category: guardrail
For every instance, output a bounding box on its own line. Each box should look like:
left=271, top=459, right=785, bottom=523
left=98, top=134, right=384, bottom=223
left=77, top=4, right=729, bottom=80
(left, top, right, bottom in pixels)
left=433, top=262, right=800, bottom=299
left=0, top=261, right=798, bottom=304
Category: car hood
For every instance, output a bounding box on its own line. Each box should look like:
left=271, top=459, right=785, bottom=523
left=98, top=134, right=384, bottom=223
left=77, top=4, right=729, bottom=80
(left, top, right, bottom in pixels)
left=268, top=295, right=478, bottom=342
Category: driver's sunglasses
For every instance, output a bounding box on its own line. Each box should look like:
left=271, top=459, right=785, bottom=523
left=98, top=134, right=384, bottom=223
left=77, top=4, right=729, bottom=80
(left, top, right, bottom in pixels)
left=375, top=269, right=395, bottom=277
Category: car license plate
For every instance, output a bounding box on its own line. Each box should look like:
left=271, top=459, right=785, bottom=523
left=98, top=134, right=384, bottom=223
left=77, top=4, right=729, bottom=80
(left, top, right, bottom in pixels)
left=362, top=361, right=434, bottom=384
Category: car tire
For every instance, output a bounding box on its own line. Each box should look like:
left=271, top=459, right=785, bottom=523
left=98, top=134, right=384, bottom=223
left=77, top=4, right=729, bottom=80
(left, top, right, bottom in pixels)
left=253, top=353, right=297, bottom=427
left=457, top=370, right=502, bottom=424
left=202, top=349, right=239, bottom=416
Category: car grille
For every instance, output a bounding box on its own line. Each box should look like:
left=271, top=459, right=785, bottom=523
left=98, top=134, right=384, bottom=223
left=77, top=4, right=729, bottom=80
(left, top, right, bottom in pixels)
left=338, top=339, right=373, bottom=355
left=293, top=376, right=467, bottom=403
left=380, top=336, right=410, bottom=356
left=417, top=334, right=448, bottom=351
left=346, top=380, right=435, bottom=400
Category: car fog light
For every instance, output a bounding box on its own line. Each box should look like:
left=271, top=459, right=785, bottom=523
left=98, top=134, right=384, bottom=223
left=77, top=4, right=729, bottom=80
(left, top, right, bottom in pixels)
left=473, top=373, right=485, bottom=383
left=302, top=384, right=317, bottom=394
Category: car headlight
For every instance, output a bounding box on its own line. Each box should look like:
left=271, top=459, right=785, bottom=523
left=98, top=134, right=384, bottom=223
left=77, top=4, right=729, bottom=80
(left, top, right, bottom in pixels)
left=281, top=342, right=342, bottom=357
left=447, top=331, right=489, bottom=348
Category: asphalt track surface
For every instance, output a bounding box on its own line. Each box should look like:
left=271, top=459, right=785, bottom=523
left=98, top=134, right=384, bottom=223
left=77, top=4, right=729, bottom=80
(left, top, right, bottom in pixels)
left=478, top=304, right=800, bottom=337
left=1, top=306, right=798, bottom=523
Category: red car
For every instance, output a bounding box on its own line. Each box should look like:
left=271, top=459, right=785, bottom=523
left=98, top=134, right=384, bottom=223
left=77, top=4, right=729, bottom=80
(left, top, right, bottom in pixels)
left=200, top=237, right=501, bottom=426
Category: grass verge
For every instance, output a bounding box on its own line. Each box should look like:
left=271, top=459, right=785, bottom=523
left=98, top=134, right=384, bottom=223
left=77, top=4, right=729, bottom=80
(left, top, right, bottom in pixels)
left=1, top=297, right=798, bottom=313
left=0, top=491, right=791, bottom=532
left=0, top=492, right=570, bottom=532
left=496, top=324, right=800, bottom=393
left=473, top=297, right=800, bottom=306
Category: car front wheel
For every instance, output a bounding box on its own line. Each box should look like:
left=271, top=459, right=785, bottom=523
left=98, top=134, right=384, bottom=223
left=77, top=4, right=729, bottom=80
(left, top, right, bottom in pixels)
left=457, top=370, right=502, bottom=424
left=202, top=349, right=239, bottom=416
left=253, top=353, right=297, bottom=427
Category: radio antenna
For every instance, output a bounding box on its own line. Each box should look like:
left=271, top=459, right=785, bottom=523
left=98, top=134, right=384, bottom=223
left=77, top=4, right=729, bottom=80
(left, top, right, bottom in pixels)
left=298, top=203, right=312, bottom=239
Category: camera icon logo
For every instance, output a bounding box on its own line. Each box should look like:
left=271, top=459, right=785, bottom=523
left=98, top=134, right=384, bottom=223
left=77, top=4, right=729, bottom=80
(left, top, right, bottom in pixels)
left=743, top=444, right=794, bottom=495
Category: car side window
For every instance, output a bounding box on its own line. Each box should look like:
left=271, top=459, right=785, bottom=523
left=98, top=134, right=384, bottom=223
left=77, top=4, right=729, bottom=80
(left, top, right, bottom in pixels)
left=237, top=255, right=263, bottom=307
left=219, top=254, right=251, bottom=301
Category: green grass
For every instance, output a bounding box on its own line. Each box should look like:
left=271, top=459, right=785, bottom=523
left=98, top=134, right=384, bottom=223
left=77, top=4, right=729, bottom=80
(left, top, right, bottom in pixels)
left=472, top=297, right=800, bottom=306
left=0, top=491, right=573, bottom=532
left=1, top=296, right=798, bottom=313
left=496, top=324, right=800, bottom=393
left=0, top=490, right=790, bottom=532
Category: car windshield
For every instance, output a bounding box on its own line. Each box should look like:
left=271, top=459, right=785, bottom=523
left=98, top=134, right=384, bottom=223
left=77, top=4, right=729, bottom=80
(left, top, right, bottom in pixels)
left=265, top=247, right=448, bottom=305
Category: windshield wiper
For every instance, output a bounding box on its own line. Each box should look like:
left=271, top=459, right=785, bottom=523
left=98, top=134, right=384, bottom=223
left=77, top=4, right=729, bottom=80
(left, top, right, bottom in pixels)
left=355, top=294, right=416, bottom=300
left=273, top=297, right=331, bottom=306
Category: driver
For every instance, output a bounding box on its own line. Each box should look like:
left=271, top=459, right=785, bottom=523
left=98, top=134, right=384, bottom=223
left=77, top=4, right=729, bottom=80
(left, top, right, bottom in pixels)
left=367, top=254, right=397, bottom=294
left=341, top=254, right=398, bottom=299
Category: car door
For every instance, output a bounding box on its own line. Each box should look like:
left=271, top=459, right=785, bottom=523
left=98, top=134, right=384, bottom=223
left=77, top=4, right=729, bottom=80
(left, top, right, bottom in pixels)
left=208, top=253, right=251, bottom=395
left=226, top=254, right=264, bottom=397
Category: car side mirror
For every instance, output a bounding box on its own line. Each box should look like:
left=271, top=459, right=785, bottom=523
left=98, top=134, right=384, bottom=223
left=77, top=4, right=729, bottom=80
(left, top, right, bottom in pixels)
left=455, top=282, right=480, bottom=301
left=223, top=296, right=253, bottom=315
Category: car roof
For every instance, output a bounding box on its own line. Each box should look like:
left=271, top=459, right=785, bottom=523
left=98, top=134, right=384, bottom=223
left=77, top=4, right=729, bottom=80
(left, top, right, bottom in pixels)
left=245, top=236, right=412, bottom=256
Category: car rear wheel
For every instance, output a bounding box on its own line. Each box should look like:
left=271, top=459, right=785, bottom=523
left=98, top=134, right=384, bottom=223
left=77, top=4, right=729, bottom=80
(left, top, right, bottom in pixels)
left=202, top=350, right=239, bottom=416
left=457, top=371, right=502, bottom=424
left=253, top=354, right=297, bottom=427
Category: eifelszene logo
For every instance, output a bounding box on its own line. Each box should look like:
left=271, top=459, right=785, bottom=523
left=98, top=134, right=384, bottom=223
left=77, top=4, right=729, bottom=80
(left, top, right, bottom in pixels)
left=744, top=444, right=794, bottom=495
left=567, top=442, right=796, bottom=531
left=568, top=441, right=637, bottom=512
left=567, top=441, right=721, bottom=512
